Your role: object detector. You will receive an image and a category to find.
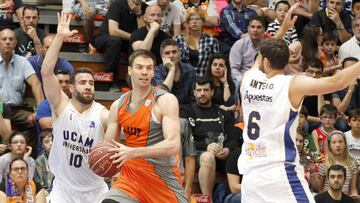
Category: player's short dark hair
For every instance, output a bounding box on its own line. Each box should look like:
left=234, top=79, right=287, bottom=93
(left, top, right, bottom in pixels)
left=259, top=38, right=289, bottom=70
left=195, top=77, right=214, bottom=90
left=327, top=164, right=346, bottom=179
left=349, top=109, right=360, bottom=120
left=129, top=49, right=156, bottom=67
left=248, top=16, right=266, bottom=28
left=23, top=5, right=40, bottom=16
left=70, top=67, right=94, bottom=84
left=300, top=106, right=309, bottom=118
left=160, top=39, right=179, bottom=54
left=320, top=104, right=337, bottom=117
left=275, top=0, right=290, bottom=10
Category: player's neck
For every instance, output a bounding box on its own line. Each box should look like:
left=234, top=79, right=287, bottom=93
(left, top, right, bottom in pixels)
left=266, top=68, right=283, bottom=78
left=328, top=189, right=342, bottom=200
left=71, top=99, right=92, bottom=113
left=130, top=86, right=152, bottom=105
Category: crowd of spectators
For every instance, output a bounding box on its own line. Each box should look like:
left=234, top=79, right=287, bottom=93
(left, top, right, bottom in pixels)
left=1, top=0, right=360, bottom=202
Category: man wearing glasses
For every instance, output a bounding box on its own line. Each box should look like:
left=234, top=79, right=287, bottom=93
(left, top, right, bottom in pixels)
left=93, top=0, right=148, bottom=88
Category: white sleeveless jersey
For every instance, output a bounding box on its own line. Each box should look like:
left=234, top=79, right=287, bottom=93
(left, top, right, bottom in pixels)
left=238, top=69, right=314, bottom=203
left=49, top=101, right=106, bottom=192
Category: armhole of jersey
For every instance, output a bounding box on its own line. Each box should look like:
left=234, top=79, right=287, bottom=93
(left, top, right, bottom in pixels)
left=151, top=87, right=167, bottom=124
left=287, top=75, right=303, bottom=112
left=117, top=92, right=130, bottom=112
left=52, top=102, right=71, bottom=127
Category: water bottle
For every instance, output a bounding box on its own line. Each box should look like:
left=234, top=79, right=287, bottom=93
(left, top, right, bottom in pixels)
left=218, top=133, right=225, bottom=148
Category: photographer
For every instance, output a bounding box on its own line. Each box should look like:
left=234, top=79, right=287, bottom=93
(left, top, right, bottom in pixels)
left=181, top=77, right=241, bottom=195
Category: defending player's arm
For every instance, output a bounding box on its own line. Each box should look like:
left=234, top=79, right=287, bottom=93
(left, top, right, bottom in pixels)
left=41, top=12, right=78, bottom=115
left=100, top=107, right=109, bottom=135
left=289, top=61, right=360, bottom=108
left=110, top=93, right=181, bottom=166
left=104, top=100, right=121, bottom=142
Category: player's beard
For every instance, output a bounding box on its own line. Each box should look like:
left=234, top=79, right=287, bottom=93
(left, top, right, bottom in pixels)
left=74, top=89, right=94, bottom=104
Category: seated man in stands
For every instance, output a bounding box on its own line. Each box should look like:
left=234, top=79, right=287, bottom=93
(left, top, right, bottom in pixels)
left=130, top=4, right=170, bottom=65
left=14, top=5, right=46, bottom=57
left=0, top=28, right=44, bottom=158
left=147, top=0, right=181, bottom=36
left=28, top=34, right=74, bottom=84
left=181, top=77, right=241, bottom=195
left=153, top=39, right=195, bottom=106
left=70, top=0, right=111, bottom=53
left=93, top=0, right=148, bottom=87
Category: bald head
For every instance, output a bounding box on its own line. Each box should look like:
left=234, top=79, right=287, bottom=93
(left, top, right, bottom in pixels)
left=43, top=34, right=56, bottom=56
left=0, top=28, right=17, bottom=56
left=144, top=4, right=162, bottom=25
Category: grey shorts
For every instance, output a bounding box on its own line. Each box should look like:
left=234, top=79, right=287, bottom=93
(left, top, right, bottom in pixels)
left=101, top=188, right=140, bottom=203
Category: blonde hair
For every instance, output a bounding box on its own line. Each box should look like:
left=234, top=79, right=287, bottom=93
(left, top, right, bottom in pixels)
left=325, top=131, right=353, bottom=170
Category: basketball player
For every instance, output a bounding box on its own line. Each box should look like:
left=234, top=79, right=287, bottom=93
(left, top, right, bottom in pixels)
left=238, top=36, right=360, bottom=203
left=101, top=49, right=188, bottom=203
left=41, top=12, right=108, bottom=203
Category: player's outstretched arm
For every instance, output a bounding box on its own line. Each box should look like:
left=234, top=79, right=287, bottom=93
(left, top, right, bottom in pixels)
left=41, top=11, right=78, bottom=113
left=289, top=61, right=360, bottom=109
left=104, top=100, right=120, bottom=142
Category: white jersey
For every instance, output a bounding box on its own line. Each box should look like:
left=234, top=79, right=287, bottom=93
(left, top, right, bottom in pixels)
left=49, top=101, right=107, bottom=192
left=238, top=69, right=314, bottom=203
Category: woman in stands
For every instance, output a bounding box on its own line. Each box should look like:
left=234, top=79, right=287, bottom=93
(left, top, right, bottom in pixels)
left=0, top=157, right=46, bottom=202
left=206, top=53, right=236, bottom=111
left=309, top=130, right=359, bottom=196
left=174, top=8, right=219, bottom=77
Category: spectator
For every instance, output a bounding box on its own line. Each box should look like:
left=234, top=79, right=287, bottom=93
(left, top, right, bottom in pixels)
left=267, top=0, right=298, bottom=45
left=352, top=0, right=360, bottom=16
left=70, top=0, right=111, bottom=53
left=0, top=28, right=44, bottom=158
left=28, top=34, right=74, bottom=84
left=310, top=131, right=359, bottom=195
left=147, top=0, right=181, bottom=36
left=93, top=0, right=148, bottom=86
left=0, top=157, right=45, bottom=203
left=182, top=77, right=240, bottom=195
left=130, top=4, right=171, bottom=65
left=344, top=109, right=360, bottom=165
left=14, top=6, right=46, bottom=57
left=219, top=0, right=257, bottom=46
left=299, top=106, right=318, bottom=157
left=153, top=39, right=196, bottom=106
left=338, top=15, right=360, bottom=62
left=310, top=0, right=352, bottom=43
left=314, top=164, right=356, bottom=203
left=206, top=53, right=236, bottom=111
left=0, top=0, right=23, bottom=29
left=174, top=9, right=219, bottom=77
left=320, top=32, right=339, bottom=75
left=0, top=132, right=35, bottom=184
left=174, top=0, right=220, bottom=36
left=311, top=104, right=337, bottom=156
left=0, top=101, right=11, bottom=146
left=34, top=129, right=54, bottom=195
left=229, top=16, right=265, bottom=83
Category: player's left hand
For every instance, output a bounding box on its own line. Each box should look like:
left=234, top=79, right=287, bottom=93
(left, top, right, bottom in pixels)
left=109, top=139, right=135, bottom=168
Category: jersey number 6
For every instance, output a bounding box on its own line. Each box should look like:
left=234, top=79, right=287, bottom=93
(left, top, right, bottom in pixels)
left=248, top=111, right=261, bottom=140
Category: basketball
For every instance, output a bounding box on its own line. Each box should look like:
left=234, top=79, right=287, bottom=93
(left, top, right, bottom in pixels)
left=88, top=142, right=118, bottom=177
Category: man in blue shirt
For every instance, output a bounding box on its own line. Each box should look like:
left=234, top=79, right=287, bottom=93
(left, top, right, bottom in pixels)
left=153, top=39, right=195, bottom=106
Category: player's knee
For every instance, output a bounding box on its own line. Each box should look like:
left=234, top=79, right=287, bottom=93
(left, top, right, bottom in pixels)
left=199, top=152, right=215, bottom=166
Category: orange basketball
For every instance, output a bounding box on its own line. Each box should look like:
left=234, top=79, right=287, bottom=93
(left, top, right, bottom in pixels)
left=88, top=142, right=118, bottom=177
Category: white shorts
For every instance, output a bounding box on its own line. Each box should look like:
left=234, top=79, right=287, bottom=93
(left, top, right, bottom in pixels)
left=241, top=163, right=315, bottom=203
left=49, top=179, right=109, bottom=203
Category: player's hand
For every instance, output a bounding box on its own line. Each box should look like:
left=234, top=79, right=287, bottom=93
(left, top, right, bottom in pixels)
left=24, top=146, right=32, bottom=159
left=26, top=113, right=36, bottom=126
left=109, top=139, right=135, bottom=168
left=162, top=57, right=175, bottom=71
left=216, top=148, right=229, bottom=160
left=26, top=26, right=38, bottom=40
left=207, top=143, right=222, bottom=155
left=149, top=22, right=160, bottom=33
left=0, top=144, right=7, bottom=155
left=56, top=11, right=78, bottom=38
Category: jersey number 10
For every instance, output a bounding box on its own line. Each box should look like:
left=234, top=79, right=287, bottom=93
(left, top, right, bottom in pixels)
left=70, top=153, right=83, bottom=168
